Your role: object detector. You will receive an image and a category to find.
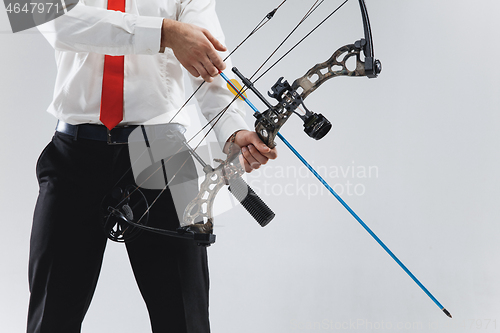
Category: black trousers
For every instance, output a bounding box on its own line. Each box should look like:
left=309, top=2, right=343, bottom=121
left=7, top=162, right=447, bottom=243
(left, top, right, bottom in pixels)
left=27, top=131, right=210, bottom=333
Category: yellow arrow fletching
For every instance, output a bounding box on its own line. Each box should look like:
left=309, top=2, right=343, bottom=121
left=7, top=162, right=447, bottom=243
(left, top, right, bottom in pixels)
left=227, top=79, right=247, bottom=101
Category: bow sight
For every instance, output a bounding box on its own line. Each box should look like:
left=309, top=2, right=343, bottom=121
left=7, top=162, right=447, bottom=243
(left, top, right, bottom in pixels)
left=231, top=36, right=382, bottom=148
left=232, top=67, right=332, bottom=149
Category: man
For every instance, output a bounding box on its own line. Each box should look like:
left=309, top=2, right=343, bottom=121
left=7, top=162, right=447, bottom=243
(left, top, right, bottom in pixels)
left=29, top=0, right=277, bottom=332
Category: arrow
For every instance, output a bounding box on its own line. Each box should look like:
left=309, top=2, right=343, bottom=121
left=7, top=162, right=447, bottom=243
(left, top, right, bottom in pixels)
left=220, top=71, right=452, bottom=318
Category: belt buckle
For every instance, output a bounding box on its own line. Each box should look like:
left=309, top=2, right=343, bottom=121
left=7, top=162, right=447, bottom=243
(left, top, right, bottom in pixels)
left=107, top=128, right=128, bottom=145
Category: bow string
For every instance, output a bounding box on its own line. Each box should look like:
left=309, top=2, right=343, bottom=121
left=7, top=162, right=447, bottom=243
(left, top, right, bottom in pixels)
left=106, top=0, right=375, bottom=244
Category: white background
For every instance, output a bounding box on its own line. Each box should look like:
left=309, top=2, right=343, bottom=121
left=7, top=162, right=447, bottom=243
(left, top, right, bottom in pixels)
left=1, top=0, right=499, bottom=332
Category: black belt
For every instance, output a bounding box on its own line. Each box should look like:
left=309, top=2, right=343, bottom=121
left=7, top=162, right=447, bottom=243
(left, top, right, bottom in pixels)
left=55, top=121, right=185, bottom=145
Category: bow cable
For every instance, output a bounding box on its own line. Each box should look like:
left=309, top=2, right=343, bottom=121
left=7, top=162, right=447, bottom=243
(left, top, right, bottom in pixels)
left=107, top=0, right=291, bottom=222
left=252, top=0, right=349, bottom=83
left=186, top=0, right=350, bottom=150
left=184, top=0, right=334, bottom=148
left=116, top=0, right=354, bottom=220
left=167, top=0, right=288, bottom=126
left=109, top=0, right=354, bottom=230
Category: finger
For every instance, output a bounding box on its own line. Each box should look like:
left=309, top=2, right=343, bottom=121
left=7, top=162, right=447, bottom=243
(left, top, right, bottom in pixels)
left=204, top=29, right=227, bottom=52
left=193, top=63, right=214, bottom=82
left=245, top=135, right=272, bottom=155
left=187, top=66, right=200, bottom=78
left=241, top=146, right=261, bottom=170
left=200, top=55, right=220, bottom=77
left=207, top=53, right=226, bottom=73
left=207, top=50, right=226, bottom=72
left=258, top=147, right=277, bottom=160
left=203, top=31, right=226, bottom=72
left=263, top=147, right=278, bottom=160
left=250, top=138, right=277, bottom=160
left=239, top=152, right=253, bottom=173
left=247, top=144, right=269, bottom=165
left=248, top=133, right=277, bottom=160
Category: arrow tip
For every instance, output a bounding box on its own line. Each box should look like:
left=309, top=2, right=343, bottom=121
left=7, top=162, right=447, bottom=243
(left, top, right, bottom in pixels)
left=442, top=308, right=452, bottom=318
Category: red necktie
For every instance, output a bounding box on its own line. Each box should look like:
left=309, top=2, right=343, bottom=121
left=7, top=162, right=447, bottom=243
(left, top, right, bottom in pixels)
left=100, top=0, right=126, bottom=130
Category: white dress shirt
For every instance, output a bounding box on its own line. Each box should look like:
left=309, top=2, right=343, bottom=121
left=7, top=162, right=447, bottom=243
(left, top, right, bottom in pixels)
left=38, top=0, right=249, bottom=145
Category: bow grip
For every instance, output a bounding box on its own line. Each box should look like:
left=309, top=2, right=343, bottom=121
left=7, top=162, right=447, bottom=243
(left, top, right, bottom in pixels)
left=228, top=176, right=275, bottom=227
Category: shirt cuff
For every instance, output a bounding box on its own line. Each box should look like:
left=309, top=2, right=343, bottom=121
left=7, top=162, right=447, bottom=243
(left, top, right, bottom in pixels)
left=134, top=16, right=164, bottom=55
left=213, top=111, right=251, bottom=150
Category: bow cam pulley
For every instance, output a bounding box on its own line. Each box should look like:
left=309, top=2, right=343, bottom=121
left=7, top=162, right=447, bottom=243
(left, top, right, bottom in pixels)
left=101, top=185, right=150, bottom=243
left=231, top=67, right=332, bottom=149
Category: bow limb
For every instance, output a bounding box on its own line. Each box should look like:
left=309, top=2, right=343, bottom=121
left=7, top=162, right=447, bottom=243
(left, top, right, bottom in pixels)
left=358, top=0, right=380, bottom=78
left=248, top=0, right=381, bottom=148
left=291, top=40, right=377, bottom=100
left=292, top=0, right=382, bottom=99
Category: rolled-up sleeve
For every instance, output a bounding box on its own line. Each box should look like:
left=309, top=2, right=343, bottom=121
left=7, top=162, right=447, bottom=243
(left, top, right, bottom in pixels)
left=37, top=2, right=164, bottom=55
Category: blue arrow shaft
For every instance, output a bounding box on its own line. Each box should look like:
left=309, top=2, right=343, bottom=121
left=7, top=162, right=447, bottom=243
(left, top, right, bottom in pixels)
left=219, top=71, right=446, bottom=312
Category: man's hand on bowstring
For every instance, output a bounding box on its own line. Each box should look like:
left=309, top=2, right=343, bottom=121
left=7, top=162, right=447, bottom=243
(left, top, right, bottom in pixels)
left=161, top=19, right=226, bottom=82
left=228, top=130, right=278, bottom=173
left=160, top=22, right=276, bottom=171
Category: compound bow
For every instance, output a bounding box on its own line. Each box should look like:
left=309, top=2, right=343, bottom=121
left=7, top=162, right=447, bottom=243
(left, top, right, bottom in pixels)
left=103, top=0, right=452, bottom=317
